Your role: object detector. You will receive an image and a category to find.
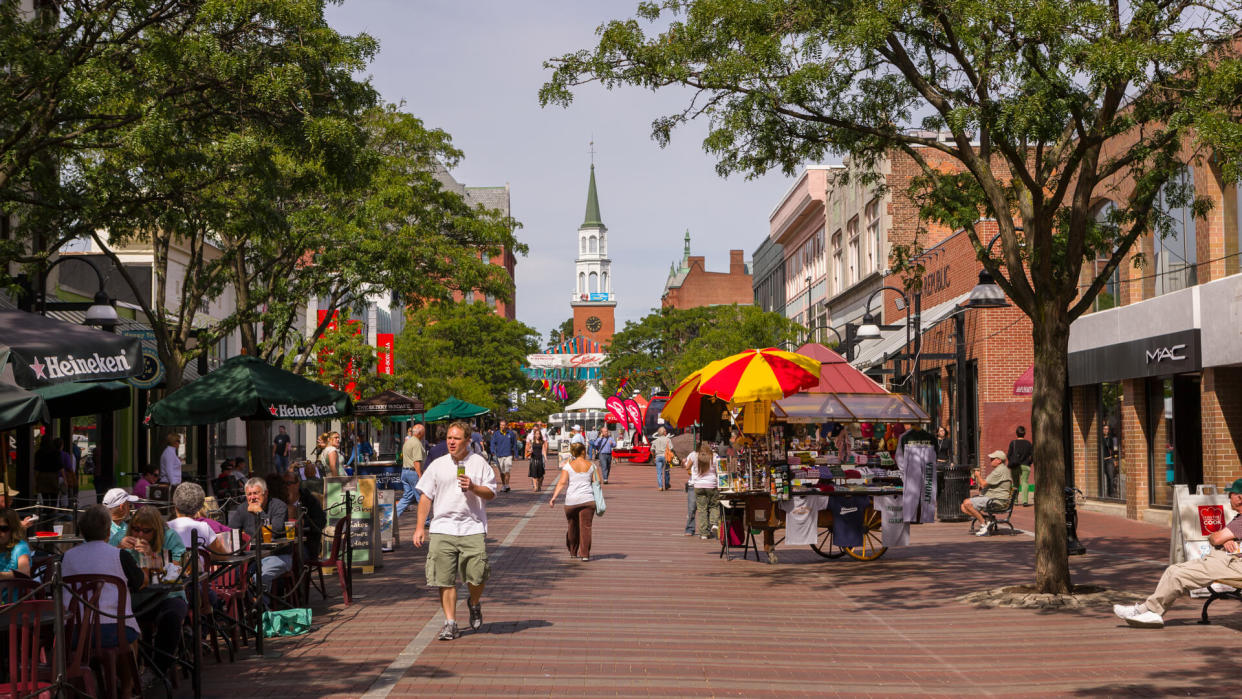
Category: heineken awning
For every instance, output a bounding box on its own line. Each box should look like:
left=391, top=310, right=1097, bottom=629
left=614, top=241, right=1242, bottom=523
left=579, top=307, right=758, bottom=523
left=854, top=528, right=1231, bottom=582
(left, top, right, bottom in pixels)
left=0, top=310, right=141, bottom=388
left=147, top=355, right=352, bottom=426
left=0, top=382, right=49, bottom=430
left=354, top=390, right=424, bottom=417
left=422, top=397, right=488, bottom=422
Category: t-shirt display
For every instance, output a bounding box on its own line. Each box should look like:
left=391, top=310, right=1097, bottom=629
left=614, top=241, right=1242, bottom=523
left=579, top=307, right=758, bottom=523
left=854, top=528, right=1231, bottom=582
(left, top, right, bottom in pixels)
left=780, top=495, right=829, bottom=545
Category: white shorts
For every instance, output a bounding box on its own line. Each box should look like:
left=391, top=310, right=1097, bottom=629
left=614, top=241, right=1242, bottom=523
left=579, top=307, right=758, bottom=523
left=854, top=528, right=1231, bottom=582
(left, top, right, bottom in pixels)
left=497, top=456, right=513, bottom=474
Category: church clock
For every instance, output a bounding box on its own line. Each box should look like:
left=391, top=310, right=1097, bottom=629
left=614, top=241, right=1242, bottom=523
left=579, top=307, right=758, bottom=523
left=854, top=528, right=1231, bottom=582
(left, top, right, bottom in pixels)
left=585, top=316, right=603, bottom=332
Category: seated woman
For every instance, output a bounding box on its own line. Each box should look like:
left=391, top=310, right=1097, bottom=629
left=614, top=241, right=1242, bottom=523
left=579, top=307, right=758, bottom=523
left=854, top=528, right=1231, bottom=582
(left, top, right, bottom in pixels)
left=0, top=509, right=31, bottom=600
left=61, top=505, right=143, bottom=647
left=168, top=482, right=231, bottom=555
left=113, top=505, right=188, bottom=683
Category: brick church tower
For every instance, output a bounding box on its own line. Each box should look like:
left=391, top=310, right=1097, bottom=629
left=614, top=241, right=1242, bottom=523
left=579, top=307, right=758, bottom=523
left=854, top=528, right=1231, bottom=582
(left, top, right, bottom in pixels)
left=571, top=163, right=616, bottom=345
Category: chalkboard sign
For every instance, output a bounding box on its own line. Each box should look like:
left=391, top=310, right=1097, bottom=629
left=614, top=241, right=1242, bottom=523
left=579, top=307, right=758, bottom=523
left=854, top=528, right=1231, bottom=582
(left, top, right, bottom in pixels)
left=355, top=460, right=403, bottom=491
left=322, top=476, right=380, bottom=569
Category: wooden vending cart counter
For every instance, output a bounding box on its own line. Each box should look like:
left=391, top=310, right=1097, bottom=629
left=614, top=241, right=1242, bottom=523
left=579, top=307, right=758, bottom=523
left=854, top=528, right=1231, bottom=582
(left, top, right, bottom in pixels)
left=718, top=487, right=900, bottom=564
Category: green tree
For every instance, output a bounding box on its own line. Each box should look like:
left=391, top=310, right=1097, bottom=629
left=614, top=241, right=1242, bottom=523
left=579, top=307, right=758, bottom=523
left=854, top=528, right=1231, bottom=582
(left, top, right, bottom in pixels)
left=303, top=313, right=391, bottom=400
left=546, top=317, right=575, bottom=346
left=394, top=301, right=540, bottom=413
left=542, top=0, right=1242, bottom=593
left=605, top=305, right=801, bottom=396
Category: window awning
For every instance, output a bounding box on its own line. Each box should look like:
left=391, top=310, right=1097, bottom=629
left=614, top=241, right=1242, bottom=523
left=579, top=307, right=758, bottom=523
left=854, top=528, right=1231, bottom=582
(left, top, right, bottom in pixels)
left=851, top=293, right=970, bottom=370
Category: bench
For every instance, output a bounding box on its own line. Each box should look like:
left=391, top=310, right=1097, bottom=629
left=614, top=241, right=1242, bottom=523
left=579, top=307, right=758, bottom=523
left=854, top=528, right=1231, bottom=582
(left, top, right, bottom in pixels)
left=1199, top=578, right=1242, bottom=625
left=970, top=487, right=1018, bottom=536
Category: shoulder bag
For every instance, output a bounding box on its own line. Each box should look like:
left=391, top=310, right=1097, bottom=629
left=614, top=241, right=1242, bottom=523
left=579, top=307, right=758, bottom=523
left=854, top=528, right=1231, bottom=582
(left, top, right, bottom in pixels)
left=590, top=465, right=606, bottom=517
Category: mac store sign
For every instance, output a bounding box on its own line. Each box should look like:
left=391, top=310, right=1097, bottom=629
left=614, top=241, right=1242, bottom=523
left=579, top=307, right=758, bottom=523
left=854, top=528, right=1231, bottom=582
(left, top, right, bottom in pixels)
left=1069, top=329, right=1202, bottom=386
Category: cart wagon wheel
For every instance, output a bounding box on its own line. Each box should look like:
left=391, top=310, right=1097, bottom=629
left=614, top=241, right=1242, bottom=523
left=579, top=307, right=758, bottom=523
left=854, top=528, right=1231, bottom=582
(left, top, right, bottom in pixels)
left=843, top=508, right=887, bottom=561
left=809, top=525, right=846, bottom=559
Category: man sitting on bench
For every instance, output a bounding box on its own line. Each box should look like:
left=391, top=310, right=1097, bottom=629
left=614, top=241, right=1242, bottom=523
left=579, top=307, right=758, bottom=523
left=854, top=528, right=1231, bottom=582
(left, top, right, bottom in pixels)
left=1114, top=478, right=1242, bottom=628
left=961, top=451, right=1013, bottom=537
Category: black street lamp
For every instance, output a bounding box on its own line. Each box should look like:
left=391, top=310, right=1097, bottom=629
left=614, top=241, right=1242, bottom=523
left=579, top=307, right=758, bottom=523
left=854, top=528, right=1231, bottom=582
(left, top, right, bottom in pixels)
left=856, top=285, right=921, bottom=402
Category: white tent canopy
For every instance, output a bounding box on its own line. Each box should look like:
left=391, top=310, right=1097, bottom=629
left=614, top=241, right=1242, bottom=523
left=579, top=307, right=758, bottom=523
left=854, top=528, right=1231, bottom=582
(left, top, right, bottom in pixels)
left=565, top=383, right=607, bottom=412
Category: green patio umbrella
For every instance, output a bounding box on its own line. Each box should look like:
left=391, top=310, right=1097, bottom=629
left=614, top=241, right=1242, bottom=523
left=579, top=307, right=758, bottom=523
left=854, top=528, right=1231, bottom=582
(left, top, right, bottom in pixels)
left=147, top=355, right=352, bottom=426
left=422, top=396, right=488, bottom=422
left=0, top=382, right=49, bottom=431
left=33, top=381, right=131, bottom=418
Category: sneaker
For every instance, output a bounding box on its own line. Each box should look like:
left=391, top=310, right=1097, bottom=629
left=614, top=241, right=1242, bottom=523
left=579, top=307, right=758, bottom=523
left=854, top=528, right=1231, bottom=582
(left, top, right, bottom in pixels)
left=975, top=523, right=993, bottom=537
left=580, top=556, right=589, bottom=562
left=1125, top=610, right=1164, bottom=628
left=683, top=532, right=694, bottom=536
left=700, top=535, right=709, bottom=540
left=437, top=621, right=460, bottom=641
left=503, top=486, right=511, bottom=492
left=1113, top=604, right=1141, bottom=620
left=467, top=601, right=483, bottom=631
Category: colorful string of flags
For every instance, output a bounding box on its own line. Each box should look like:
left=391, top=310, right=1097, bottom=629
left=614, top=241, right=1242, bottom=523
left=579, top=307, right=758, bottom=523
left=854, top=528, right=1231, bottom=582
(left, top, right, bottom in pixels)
left=537, top=375, right=629, bottom=401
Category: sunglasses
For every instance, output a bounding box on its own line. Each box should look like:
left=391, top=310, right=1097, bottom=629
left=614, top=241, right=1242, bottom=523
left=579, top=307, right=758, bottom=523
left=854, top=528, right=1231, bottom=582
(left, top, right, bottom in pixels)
left=0, top=526, right=10, bottom=533
left=129, top=526, right=154, bottom=534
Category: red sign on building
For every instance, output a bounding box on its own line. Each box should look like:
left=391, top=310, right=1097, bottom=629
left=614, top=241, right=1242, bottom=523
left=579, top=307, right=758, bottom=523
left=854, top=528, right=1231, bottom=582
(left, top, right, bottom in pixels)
left=376, top=333, right=394, bottom=375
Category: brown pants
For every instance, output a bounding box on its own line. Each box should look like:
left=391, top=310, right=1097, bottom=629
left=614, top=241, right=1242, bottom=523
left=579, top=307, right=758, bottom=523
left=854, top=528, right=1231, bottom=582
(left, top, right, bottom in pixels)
left=565, top=503, right=595, bottom=558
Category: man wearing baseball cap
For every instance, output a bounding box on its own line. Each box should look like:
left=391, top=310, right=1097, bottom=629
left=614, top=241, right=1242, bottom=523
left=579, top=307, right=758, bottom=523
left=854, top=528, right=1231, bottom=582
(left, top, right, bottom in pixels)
left=960, top=451, right=1014, bottom=536
left=102, top=487, right=139, bottom=541
left=1115, top=477, right=1242, bottom=628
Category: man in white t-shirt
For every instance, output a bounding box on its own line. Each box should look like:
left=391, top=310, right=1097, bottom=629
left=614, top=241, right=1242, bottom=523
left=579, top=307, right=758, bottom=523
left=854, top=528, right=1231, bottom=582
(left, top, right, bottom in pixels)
left=160, top=433, right=183, bottom=486
left=413, top=421, right=497, bottom=641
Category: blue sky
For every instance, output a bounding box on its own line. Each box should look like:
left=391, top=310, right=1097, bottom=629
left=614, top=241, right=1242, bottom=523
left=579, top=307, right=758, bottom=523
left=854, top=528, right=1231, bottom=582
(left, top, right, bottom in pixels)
left=324, top=1, right=801, bottom=341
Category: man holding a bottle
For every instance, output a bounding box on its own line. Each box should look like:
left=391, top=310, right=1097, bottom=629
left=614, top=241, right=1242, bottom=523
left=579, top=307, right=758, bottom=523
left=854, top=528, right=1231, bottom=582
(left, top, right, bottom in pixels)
left=413, top=421, right=497, bottom=641
left=228, top=477, right=291, bottom=589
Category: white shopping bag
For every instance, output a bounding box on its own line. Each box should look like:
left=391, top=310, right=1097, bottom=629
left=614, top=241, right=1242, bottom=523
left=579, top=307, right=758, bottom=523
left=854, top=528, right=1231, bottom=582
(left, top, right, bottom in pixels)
left=1170, top=484, right=1230, bottom=565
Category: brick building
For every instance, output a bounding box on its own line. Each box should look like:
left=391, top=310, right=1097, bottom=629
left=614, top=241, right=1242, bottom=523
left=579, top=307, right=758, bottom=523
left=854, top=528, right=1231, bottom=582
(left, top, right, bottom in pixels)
left=852, top=223, right=1033, bottom=469
left=660, top=231, right=753, bottom=309
left=434, top=168, right=518, bottom=320
left=1067, top=148, right=1242, bottom=524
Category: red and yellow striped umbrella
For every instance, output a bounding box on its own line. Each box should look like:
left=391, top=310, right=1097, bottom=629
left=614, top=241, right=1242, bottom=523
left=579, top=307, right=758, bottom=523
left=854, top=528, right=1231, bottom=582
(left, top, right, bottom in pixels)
left=697, top=348, right=821, bottom=404
left=659, top=368, right=708, bottom=428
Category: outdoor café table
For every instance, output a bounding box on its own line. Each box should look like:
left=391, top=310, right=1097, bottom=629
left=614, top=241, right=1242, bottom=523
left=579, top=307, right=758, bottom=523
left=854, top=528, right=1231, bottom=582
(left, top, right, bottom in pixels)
left=26, top=535, right=84, bottom=553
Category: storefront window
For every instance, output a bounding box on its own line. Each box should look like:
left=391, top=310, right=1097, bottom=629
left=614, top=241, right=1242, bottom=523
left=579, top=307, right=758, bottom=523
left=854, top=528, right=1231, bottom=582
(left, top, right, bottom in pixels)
left=1097, top=382, right=1123, bottom=500
left=919, top=369, right=941, bottom=427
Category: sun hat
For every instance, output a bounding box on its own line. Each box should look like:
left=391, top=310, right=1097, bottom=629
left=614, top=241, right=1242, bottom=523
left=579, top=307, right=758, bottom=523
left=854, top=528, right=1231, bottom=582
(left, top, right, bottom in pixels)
left=987, top=450, right=1008, bottom=462
left=0, top=483, right=17, bottom=497
left=102, top=488, right=139, bottom=509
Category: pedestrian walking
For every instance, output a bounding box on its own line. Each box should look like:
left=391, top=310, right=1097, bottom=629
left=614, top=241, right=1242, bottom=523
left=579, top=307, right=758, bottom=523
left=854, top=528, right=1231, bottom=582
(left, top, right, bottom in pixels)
left=548, top=442, right=601, bottom=561
left=1007, top=426, right=1034, bottom=506
left=526, top=429, right=547, bottom=492
left=273, top=425, right=292, bottom=473
left=490, top=420, right=519, bottom=493
left=651, top=427, right=672, bottom=491
left=594, top=427, right=616, bottom=484
left=413, top=421, right=497, bottom=641
left=395, top=425, right=426, bottom=520
left=319, top=431, right=342, bottom=477
left=689, top=443, right=720, bottom=540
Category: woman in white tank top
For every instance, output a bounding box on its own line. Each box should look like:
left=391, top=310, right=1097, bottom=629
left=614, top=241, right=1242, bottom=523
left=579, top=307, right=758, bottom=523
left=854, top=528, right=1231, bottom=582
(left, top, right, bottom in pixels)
left=548, top=442, right=601, bottom=561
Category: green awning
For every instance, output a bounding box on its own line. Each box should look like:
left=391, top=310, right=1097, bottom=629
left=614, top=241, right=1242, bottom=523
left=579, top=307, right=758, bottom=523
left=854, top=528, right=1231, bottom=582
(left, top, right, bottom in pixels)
left=32, top=381, right=131, bottom=418
left=147, top=355, right=352, bottom=426
left=422, top=397, right=488, bottom=422
left=0, top=382, right=49, bottom=430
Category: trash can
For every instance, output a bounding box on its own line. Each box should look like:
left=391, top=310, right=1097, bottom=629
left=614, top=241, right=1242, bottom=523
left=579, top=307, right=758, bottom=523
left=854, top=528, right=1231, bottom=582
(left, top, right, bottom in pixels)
left=937, top=465, right=972, bottom=522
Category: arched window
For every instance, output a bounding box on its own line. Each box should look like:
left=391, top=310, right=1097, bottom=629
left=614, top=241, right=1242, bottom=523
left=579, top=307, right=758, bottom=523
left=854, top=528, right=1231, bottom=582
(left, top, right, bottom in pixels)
left=1093, top=202, right=1119, bottom=311
left=589, top=236, right=598, bottom=254
left=589, top=272, right=599, bottom=293
left=599, top=233, right=606, bottom=256
left=578, top=272, right=586, bottom=295
left=1154, top=166, right=1196, bottom=295
left=601, top=271, right=608, bottom=293
left=581, top=237, right=587, bottom=254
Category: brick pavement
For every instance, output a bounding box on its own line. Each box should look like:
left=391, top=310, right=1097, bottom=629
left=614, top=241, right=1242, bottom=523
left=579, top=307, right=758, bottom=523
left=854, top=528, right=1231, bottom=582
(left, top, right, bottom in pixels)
left=193, top=466, right=1241, bottom=698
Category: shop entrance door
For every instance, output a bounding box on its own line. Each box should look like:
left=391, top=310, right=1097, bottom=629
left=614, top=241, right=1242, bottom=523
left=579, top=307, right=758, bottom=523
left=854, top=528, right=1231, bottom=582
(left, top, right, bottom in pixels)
left=1145, top=375, right=1202, bottom=507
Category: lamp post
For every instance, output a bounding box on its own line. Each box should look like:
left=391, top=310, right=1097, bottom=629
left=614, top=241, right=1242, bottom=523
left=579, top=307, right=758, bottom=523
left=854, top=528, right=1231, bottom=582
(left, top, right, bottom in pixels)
left=16, top=257, right=119, bottom=499
left=856, top=285, right=921, bottom=403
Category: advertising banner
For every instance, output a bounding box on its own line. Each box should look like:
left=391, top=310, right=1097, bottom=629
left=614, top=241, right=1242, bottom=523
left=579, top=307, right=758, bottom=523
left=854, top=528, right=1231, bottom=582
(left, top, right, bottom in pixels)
left=525, top=353, right=607, bottom=369
left=376, top=333, right=394, bottom=375
left=605, top=396, right=627, bottom=427
left=622, top=398, right=642, bottom=431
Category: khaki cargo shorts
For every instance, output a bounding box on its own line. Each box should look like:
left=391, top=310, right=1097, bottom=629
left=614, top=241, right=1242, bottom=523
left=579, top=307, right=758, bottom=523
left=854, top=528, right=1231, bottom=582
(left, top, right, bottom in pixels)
left=496, top=456, right=513, bottom=474
left=425, top=533, right=490, bottom=588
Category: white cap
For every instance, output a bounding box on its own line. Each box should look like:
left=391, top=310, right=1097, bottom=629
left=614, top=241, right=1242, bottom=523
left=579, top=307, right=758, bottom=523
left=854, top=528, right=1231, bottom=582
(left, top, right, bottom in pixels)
left=102, top=488, right=139, bottom=509
left=573, top=424, right=582, bottom=430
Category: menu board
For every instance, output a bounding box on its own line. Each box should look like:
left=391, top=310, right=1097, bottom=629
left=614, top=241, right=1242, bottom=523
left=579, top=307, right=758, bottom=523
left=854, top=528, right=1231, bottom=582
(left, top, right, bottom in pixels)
left=322, top=476, right=380, bottom=568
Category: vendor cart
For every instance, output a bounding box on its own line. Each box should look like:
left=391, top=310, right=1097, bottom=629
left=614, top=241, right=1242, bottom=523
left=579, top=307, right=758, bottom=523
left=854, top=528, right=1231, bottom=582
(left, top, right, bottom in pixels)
left=718, top=487, right=899, bottom=564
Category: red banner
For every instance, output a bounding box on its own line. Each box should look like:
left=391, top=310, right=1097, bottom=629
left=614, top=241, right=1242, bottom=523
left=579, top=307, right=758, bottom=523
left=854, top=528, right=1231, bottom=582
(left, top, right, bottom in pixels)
left=623, top=399, right=642, bottom=431
left=605, top=396, right=627, bottom=427
left=376, top=333, right=394, bottom=375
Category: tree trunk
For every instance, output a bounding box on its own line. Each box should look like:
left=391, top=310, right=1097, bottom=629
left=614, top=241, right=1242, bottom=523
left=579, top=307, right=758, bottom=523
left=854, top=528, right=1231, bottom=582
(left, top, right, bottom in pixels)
left=1031, top=302, right=1072, bottom=594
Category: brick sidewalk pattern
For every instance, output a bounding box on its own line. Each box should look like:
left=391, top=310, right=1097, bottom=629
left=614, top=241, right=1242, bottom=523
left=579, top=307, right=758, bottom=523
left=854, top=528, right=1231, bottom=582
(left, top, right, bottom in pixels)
left=193, top=465, right=1238, bottom=697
